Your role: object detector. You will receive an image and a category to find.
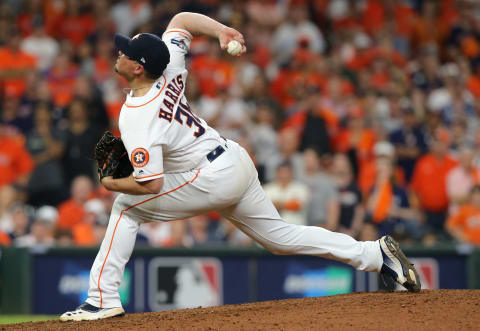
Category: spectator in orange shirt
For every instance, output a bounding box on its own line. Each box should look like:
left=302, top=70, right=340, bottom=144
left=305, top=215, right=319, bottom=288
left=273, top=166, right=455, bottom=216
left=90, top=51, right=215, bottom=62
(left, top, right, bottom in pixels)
left=447, top=185, right=480, bottom=246
left=410, top=0, right=450, bottom=50
left=358, top=141, right=406, bottom=198
left=366, top=156, right=422, bottom=242
left=333, top=106, right=377, bottom=177
left=73, top=199, right=108, bottom=246
left=57, top=176, right=94, bottom=230
left=0, top=30, right=37, bottom=98
left=360, top=0, right=386, bottom=35
left=411, top=128, right=458, bottom=235
left=57, top=0, right=95, bottom=47
left=191, top=40, right=234, bottom=97
left=270, top=47, right=329, bottom=109
left=0, top=127, right=34, bottom=188
left=45, top=52, right=79, bottom=108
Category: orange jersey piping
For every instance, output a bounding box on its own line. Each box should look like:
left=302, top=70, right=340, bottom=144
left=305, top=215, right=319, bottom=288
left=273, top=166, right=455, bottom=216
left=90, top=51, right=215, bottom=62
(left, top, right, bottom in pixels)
left=124, top=75, right=167, bottom=108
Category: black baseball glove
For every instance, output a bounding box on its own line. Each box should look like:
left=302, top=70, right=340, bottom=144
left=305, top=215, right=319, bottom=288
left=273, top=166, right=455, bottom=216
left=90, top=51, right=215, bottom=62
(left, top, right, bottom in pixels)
left=94, top=131, right=133, bottom=180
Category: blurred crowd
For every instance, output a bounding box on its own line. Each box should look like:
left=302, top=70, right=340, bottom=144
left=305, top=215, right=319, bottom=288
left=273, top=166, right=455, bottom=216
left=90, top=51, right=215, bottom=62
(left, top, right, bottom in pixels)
left=1, top=0, right=480, bottom=249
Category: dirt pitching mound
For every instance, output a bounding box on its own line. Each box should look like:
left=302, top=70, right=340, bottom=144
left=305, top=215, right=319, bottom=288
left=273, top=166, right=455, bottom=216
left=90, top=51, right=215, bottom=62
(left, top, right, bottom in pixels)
left=5, top=289, right=480, bottom=331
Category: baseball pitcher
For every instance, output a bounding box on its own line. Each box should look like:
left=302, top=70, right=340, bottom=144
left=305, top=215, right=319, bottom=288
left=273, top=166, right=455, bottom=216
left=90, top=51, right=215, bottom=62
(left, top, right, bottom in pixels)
left=61, top=12, right=420, bottom=321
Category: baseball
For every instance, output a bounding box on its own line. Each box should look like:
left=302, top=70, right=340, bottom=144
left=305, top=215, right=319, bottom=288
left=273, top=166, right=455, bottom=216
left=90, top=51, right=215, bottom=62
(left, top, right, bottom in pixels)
left=227, top=40, right=242, bottom=56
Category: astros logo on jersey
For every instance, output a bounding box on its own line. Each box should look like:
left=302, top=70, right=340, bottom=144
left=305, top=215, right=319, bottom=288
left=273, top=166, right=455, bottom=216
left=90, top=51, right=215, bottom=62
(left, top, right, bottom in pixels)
left=131, top=148, right=149, bottom=167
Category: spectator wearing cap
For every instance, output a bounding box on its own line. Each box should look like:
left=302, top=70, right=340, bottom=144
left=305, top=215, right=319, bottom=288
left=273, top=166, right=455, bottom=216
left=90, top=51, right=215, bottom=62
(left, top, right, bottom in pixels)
left=447, top=185, right=480, bottom=246
left=411, top=127, right=458, bottom=236
left=302, top=148, right=339, bottom=229
left=15, top=205, right=57, bottom=248
left=446, top=144, right=480, bottom=215
left=388, top=104, right=428, bottom=181
left=358, top=141, right=405, bottom=198
left=331, top=153, right=364, bottom=238
left=57, top=176, right=94, bottom=230
left=264, top=161, right=310, bottom=226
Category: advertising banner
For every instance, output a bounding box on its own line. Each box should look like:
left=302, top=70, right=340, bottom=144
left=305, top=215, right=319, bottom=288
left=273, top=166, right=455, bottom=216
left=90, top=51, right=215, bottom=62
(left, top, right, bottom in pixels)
left=256, top=256, right=369, bottom=301
left=30, top=249, right=470, bottom=314
left=31, top=254, right=250, bottom=314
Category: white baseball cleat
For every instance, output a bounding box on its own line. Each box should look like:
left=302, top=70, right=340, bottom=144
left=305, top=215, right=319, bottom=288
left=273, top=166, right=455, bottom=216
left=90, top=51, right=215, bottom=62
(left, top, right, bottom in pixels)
left=60, top=302, right=125, bottom=321
left=379, top=235, right=421, bottom=293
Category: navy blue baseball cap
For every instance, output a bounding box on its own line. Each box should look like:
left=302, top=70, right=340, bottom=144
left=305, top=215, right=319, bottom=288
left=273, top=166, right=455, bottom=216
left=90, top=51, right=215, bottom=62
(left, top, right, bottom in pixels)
left=114, top=33, right=170, bottom=76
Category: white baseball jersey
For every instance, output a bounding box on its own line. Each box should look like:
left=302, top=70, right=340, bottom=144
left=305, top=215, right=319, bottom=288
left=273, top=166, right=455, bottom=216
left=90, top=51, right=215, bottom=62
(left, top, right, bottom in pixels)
left=82, top=27, right=384, bottom=311
left=118, top=28, right=222, bottom=182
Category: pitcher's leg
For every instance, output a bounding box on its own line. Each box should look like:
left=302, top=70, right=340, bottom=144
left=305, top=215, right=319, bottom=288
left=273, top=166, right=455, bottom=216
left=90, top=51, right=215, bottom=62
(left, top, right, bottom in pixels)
left=86, top=169, right=213, bottom=308
left=222, top=178, right=383, bottom=272
left=87, top=194, right=140, bottom=308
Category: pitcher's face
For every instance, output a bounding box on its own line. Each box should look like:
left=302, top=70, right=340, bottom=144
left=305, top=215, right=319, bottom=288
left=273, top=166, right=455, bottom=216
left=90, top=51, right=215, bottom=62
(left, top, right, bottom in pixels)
left=114, top=51, right=139, bottom=80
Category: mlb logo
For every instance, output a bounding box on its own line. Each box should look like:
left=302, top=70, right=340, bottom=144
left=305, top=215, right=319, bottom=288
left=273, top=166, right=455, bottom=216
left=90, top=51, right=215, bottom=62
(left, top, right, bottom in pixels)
left=148, top=257, right=223, bottom=311
left=171, top=38, right=188, bottom=51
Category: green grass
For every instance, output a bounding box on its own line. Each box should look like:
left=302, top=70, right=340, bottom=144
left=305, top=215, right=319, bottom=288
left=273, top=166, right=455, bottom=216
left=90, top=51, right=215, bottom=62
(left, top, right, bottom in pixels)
left=0, top=315, right=57, bottom=324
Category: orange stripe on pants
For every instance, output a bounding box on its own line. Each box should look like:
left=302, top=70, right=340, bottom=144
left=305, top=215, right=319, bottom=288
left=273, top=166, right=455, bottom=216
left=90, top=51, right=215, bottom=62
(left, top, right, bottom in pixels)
left=97, top=169, right=200, bottom=307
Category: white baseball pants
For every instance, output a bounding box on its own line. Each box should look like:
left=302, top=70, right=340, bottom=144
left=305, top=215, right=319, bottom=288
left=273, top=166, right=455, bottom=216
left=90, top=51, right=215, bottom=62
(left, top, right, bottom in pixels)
left=86, top=140, right=383, bottom=308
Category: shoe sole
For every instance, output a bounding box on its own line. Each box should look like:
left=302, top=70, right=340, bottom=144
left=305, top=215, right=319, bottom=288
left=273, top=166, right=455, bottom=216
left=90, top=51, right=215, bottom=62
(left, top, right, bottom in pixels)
left=60, top=307, right=125, bottom=322
left=382, top=236, right=421, bottom=293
